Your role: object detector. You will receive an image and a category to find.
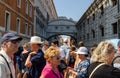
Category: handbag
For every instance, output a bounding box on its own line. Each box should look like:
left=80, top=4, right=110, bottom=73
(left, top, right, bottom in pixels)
left=89, top=63, right=105, bottom=78
left=58, top=60, right=67, bottom=72
left=22, top=68, right=29, bottom=78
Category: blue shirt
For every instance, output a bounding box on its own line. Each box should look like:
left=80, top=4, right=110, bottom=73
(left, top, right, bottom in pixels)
left=29, top=49, right=46, bottom=78
left=75, top=59, right=90, bottom=78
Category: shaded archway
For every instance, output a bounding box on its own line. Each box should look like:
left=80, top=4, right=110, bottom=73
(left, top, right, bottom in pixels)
left=47, top=33, right=77, bottom=45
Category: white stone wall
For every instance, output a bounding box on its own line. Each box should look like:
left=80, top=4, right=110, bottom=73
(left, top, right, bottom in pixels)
left=76, top=0, right=119, bottom=48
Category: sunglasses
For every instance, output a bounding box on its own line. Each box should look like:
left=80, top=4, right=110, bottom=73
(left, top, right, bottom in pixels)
left=7, top=40, right=20, bottom=44
left=44, top=44, right=49, bottom=46
left=56, top=56, right=61, bottom=60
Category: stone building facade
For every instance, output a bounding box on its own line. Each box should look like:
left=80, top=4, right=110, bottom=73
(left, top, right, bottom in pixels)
left=34, top=0, right=58, bottom=40
left=0, top=0, right=34, bottom=43
left=0, top=0, right=57, bottom=44
left=76, top=0, right=118, bottom=48
left=117, top=0, right=120, bottom=38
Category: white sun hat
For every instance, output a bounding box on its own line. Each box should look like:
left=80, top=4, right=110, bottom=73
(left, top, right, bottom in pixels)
left=29, top=36, right=43, bottom=44
left=75, top=47, right=88, bottom=55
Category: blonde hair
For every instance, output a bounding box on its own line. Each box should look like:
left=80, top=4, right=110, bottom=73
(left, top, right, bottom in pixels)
left=23, top=43, right=29, bottom=48
left=43, top=40, right=49, bottom=45
left=92, top=41, right=115, bottom=64
left=44, top=46, right=60, bottom=61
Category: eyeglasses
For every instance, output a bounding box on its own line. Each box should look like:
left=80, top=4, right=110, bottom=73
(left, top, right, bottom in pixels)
left=56, top=56, right=60, bottom=60
left=11, top=40, right=20, bottom=44
left=44, top=44, right=49, bottom=46
left=51, top=56, right=61, bottom=60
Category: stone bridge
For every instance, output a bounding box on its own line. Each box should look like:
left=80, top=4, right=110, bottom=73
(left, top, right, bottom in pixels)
left=46, top=17, right=77, bottom=42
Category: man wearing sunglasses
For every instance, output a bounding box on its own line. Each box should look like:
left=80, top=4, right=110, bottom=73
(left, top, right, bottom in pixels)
left=0, top=32, right=22, bottom=78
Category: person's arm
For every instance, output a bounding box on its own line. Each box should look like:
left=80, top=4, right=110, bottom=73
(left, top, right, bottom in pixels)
left=59, top=48, right=66, bottom=60
left=67, top=69, right=78, bottom=78
left=65, top=51, right=70, bottom=65
left=76, top=60, right=90, bottom=78
left=25, top=52, right=37, bottom=67
left=39, top=75, right=45, bottom=78
left=68, top=37, right=71, bottom=46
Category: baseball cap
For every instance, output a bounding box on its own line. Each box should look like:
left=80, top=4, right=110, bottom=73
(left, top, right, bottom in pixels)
left=75, top=47, right=88, bottom=55
left=1, top=33, right=22, bottom=44
left=63, top=38, right=68, bottom=42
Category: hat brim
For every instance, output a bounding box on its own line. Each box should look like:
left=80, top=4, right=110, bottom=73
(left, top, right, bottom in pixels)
left=29, top=41, right=43, bottom=44
left=75, top=51, right=88, bottom=55
left=9, top=36, right=22, bottom=41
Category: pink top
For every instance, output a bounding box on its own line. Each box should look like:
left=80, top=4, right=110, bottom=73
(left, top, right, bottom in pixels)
left=41, top=63, right=63, bottom=78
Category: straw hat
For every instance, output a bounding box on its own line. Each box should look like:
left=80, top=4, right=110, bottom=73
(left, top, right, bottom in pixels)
left=29, top=36, right=43, bottom=44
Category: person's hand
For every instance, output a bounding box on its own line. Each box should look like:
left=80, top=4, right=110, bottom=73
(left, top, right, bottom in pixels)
left=68, top=68, right=74, bottom=73
left=29, top=51, right=37, bottom=56
left=67, top=66, right=72, bottom=70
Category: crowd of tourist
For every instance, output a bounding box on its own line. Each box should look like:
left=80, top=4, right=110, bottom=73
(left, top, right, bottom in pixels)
left=0, top=32, right=120, bottom=78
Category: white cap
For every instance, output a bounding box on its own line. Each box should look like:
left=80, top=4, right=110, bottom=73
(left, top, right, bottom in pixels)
left=75, top=47, right=88, bottom=55
left=63, top=38, right=68, bottom=42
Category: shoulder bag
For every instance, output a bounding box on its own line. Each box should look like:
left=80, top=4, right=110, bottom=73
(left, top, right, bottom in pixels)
left=22, top=67, right=29, bottom=78
left=0, top=54, right=13, bottom=78
left=89, top=63, right=105, bottom=78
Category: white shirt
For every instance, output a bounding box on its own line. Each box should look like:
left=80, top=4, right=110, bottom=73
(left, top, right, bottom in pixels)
left=59, top=48, right=65, bottom=60
left=0, top=50, right=15, bottom=78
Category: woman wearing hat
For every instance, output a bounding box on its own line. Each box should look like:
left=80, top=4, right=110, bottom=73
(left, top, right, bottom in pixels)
left=67, top=47, right=90, bottom=78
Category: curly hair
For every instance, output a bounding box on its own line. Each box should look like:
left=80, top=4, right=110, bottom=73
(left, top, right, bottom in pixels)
left=92, top=41, right=115, bottom=64
left=44, top=46, right=60, bottom=62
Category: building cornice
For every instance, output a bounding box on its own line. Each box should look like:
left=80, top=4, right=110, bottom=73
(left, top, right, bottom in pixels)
left=76, top=0, right=106, bottom=26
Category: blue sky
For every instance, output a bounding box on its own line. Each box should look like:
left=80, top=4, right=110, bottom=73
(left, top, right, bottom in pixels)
left=53, top=0, right=94, bottom=21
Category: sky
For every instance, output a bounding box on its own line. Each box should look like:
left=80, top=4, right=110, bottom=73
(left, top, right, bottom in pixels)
left=53, top=0, right=94, bottom=21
